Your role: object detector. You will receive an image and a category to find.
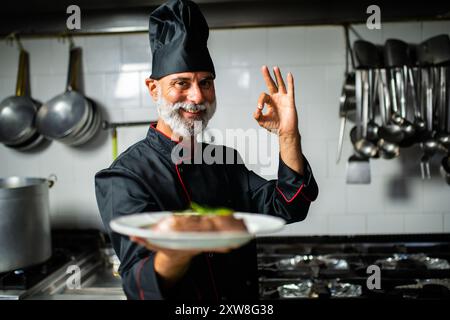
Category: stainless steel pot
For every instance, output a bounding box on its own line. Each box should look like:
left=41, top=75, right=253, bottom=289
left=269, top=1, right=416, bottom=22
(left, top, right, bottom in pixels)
left=0, top=175, right=56, bottom=273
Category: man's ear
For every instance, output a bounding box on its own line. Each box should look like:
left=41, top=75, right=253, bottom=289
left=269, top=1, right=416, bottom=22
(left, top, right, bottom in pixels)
left=145, top=78, right=159, bottom=102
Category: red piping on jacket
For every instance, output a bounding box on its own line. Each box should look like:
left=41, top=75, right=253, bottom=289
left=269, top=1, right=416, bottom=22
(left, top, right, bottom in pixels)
left=150, top=123, right=181, bottom=143
left=175, top=163, right=191, bottom=202
left=276, top=183, right=309, bottom=203
left=136, top=256, right=150, bottom=300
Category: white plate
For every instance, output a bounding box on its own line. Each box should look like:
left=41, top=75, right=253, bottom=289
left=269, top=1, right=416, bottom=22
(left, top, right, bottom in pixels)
left=110, top=212, right=285, bottom=250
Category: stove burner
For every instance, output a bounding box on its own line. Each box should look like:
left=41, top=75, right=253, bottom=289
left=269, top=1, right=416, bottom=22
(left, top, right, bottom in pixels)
left=0, top=249, right=73, bottom=290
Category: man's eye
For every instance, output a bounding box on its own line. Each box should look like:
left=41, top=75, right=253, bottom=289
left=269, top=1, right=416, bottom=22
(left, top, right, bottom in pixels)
left=176, top=81, right=188, bottom=88
left=200, top=81, right=212, bottom=89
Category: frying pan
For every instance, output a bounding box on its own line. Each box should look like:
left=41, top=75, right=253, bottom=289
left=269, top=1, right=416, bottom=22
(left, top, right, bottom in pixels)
left=68, top=101, right=101, bottom=146
left=36, top=45, right=92, bottom=141
left=0, top=47, right=39, bottom=145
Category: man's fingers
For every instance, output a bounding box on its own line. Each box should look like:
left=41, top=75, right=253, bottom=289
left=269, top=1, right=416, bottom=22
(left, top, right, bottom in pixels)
left=254, top=92, right=272, bottom=121
left=253, top=108, right=262, bottom=121
left=261, top=65, right=277, bottom=94
left=287, top=72, right=295, bottom=99
left=273, top=66, right=286, bottom=94
left=257, top=92, right=271, bottom=108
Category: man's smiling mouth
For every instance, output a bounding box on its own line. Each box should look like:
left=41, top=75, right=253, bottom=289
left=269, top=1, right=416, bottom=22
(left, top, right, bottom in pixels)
left=179, top=105, right=206, bottom=115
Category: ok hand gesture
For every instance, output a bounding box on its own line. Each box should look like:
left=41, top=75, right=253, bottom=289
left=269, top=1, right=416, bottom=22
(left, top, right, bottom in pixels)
left=253, top=66, right=299, bottom=138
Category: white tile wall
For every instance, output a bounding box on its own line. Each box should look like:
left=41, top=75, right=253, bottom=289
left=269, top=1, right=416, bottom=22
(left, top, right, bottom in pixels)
left=84, top=35, right=121, bottom=73
left=1, top=22, right=449, bottom=233
left=444, top=214, right=450, bottom=233
left=328, top=215, right=367, bottom=235
left=230, top=28, right=268, bottom=67
left=367, top=215, right=405, bottom=234
left=0, top=42, right=20, bottom=77
left=404, top=214, right=444, bottom=234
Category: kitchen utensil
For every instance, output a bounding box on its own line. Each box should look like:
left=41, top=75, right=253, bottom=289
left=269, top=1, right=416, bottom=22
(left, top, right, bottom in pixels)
left=436, top=66, right=450, bottom=148
left=36, top=40, right=98, bottom=146
left=366, top=69, right=380, bottom=143
left=420, top=86, right=437, bottom=179
left=336, top=26, right=356, bottom=163
left=346, top=153, right=371, bottom=184
left=0, top=175, right=56, bottom=273
left=399, top=65, right=427, bottom=147
left=338, top=76, right=356, bottom=161
left=354, top=70, right=378, bottom=158
left=353, top=40, right=382, bottom=69
left=377, top=69, right=400, bottom=159
left=346, top=70, right=371, bottom=184
left=377, top=69, right=405, bottom=144
left=417, top=34, right=450, bottom=66
left=0, top=37, right=43, bottom=148
left=384, top=39, right=416, bottom=144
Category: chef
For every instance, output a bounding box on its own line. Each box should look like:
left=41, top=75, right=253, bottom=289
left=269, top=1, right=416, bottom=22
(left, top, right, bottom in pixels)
left=95, top=0, right=318, bottom=300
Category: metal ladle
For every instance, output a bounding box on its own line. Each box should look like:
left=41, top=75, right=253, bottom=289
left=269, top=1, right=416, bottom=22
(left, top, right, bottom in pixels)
left=377, top=69, right=405, bottom=144
left=398, top=66, right=416, bottom=138
left=354, top=70, right=378, bottom=158
left=366, top=69, right=380, bottom=143
left=377, top=69, right=400, bottom=159
left=409, top=67, right=427, bottom=132
left=436, top=66, right=450, bottom=148
left=420, top=81, right=442, bottom=179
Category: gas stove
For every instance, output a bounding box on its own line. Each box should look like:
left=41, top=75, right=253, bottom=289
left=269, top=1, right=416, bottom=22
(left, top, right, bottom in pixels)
left=3, top=232, right=449, bottom=300
left=0, top=230, right=125, bottom=300
left=256, top=234, right=450, bottom=300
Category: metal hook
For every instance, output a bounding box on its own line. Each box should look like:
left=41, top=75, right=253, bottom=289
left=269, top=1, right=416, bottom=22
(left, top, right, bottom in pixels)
left=4, top=32, right=24, bottom=51
left=58, top=32, right=75, bottom=49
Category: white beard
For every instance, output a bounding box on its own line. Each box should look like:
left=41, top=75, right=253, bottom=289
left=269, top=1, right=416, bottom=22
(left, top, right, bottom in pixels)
left=156, top=89, right=216, bottom=138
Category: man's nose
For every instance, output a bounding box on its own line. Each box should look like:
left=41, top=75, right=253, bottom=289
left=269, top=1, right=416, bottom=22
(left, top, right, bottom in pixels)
left=186, top=83, right=204, bottom=104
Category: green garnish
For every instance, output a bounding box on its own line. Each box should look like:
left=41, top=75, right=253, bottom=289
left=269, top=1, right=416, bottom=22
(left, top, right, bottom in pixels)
left=190, top=202, right=233, bottom=216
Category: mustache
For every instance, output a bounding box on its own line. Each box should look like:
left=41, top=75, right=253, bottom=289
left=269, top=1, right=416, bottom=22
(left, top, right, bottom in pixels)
left=171, top=102, right=208, bottom=113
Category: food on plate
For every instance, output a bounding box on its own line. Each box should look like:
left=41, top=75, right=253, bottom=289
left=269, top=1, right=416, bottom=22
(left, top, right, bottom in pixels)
left=149, top=203, right=248, bottom=233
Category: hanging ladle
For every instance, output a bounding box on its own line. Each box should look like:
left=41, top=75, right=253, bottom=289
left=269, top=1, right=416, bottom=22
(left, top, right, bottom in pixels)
left=383, top=39, right=416, bottom=145
left=377, top=69, right=400, bottom=159
left=354, top=70, right=378, bottom=158
left=435, top=66, right=450, bottom=148
left=377, top=68, right=405, bottom=144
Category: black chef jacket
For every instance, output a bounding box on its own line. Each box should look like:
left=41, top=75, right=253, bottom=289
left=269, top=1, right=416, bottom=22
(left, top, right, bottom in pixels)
left=95, top=123, right=318, bottom=301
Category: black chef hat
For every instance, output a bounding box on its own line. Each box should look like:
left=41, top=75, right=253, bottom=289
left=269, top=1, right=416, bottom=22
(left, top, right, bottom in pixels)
left=149, top=0, right=215, bottom=80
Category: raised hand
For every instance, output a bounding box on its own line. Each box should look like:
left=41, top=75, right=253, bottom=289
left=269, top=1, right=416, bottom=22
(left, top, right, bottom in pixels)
left=253, top=66, right=299, bottom=137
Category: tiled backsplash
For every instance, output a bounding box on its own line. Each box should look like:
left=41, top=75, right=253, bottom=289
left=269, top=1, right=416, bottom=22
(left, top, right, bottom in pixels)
left=0, top=21, right=449, bottom=234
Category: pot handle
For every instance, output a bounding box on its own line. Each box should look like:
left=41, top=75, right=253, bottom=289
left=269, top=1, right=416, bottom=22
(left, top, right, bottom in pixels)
left=47, top=174, right=58, bottom=188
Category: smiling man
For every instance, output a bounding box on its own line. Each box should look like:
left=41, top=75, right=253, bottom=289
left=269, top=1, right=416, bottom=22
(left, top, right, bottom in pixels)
left=95, top=0, right=318, bottom=300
